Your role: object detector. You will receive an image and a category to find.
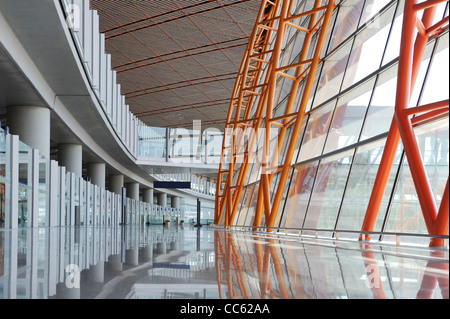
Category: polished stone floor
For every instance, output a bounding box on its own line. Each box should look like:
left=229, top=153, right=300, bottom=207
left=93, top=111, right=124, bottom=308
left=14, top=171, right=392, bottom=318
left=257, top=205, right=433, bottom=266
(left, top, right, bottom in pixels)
left=0, top=224, right=448, bottom=299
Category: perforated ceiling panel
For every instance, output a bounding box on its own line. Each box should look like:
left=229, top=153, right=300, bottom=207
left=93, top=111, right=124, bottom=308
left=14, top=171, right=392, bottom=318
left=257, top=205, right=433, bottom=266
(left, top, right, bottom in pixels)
left=90, top=0, right=260, bottom=129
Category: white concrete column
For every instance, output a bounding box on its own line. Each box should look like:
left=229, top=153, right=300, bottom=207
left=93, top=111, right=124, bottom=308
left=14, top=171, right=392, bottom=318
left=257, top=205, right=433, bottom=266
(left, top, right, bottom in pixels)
left=109, top=174, right=124, bottom=195
left=157, top=193, right=167, bottom=207
left=126, top=182, right=139, bottom=201
left=7, top=106, right=51, bottom=159
left=171, top=196, right=180, bottom=209
left=58, top=144, right=83, bottom=177
left=143, top=188, right=154, bottom=204
left=87, top=163, right=106, bottom=188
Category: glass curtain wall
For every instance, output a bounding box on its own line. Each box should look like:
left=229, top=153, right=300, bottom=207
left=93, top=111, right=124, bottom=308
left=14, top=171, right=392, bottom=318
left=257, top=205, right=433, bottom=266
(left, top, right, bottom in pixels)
left=230, top=0, right=449, bottom=239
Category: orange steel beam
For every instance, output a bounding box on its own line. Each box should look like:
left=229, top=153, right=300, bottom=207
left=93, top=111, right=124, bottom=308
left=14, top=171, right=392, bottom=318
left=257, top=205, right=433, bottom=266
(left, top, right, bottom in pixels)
left=360, top=0, right=449, bottom=246
left=215, top=0, right=280, bottom=225
left=265, top=0, right=336, bottom=229
left=216, top=0, right=336, bottom=228
left=256, top=0, right=327, bottom=228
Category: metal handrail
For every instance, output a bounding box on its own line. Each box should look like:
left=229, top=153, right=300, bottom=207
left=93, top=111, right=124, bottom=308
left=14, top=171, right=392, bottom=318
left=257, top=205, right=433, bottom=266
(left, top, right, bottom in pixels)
left=216, top=224, right=449, bottom=242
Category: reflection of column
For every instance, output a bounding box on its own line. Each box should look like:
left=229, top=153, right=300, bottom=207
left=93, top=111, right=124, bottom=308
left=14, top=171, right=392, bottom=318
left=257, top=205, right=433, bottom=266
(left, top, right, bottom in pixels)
left=58, top=144, right=83, bottom=177
left=156, top=242, right=167, bottom=254
left=7, top=106, right=51, bottom=159
left=125, top=247, right=139, bottom=266
left=141, top=243, right=153, bottom=264
left=89, top=261, right=105, bottom=283
left=87, top=163, right=106, bottom=188
left=6, top=230, right=18, bottom=298
left=48, top=228, right=58, bottom=296
left=54, top=282, right=80, bottom=299
left=107, top=254, right=123, bottom=272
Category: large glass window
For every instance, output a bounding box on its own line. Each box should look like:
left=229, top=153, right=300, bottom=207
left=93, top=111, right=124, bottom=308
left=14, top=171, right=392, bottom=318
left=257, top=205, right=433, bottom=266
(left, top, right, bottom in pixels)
left=336, top=139, right=403, bottom=236
left=297, top=101, right=336, bottom=162
left=303, top=150, right=354, bottom=231
left=326, top=0, right=366, bottom=54
left=323, top=78, right=375, bottom=154
left=279, top=161, right=319, bottom=229
left=360, top=65, right=397, bottom=140
left=341, top=3, right=395, bottom=91
left=312, top=39, right=352, bottom=108
left=138, top=126, right=166, bottom=158
left=386, top=118, right=449, bottom=235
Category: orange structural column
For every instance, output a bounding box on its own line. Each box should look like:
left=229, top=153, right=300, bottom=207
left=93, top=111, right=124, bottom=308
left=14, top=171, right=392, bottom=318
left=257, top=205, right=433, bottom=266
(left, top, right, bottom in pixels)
left=361, top=0, right=449, bottom=246
left=217, top=0, right=337, bottom=228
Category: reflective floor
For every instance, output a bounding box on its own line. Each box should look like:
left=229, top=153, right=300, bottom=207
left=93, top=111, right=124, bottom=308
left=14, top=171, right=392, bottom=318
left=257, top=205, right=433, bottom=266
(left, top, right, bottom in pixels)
left=0, top=224, right=448, bottom=299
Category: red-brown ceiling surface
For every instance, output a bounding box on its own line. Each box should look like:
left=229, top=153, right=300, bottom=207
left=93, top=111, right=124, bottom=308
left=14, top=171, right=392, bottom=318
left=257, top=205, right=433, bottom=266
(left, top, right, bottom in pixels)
left=90, top=0, right=260, bottom=129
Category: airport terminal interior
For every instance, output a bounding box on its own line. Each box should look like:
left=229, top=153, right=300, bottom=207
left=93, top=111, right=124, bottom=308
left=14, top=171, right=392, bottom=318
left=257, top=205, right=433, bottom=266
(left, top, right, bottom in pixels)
left=0, top=0, right=448, bottom=300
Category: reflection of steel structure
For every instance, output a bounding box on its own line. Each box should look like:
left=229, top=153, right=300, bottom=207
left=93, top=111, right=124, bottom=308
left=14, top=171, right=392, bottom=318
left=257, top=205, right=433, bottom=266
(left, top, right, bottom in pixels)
left=361, top=0, right=449, bottom=247
left=215, top=0, right=449, bottom=247
left=214, top=230, right=449, bottom=299
left=216, top=0, right=336, bottom=227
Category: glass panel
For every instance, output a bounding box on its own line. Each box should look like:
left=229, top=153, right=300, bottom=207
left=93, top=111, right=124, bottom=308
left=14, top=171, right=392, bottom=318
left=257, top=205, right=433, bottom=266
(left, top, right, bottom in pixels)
left=303, top=150, right=355, bottom=231
left=323, top=78, right=375, bottom=154
left=0, top=129, right=7, bottom=228
left=417, top=118, right=449, bottom=207
left=385, top=157, right=428, bottom=235
left=359, top=0, right=393, bottom=27
left=341, top=4, right=394, bottom=91
left=65, top=171, right=71, bottom=226
left=327, top=0, right=365, bottom=54
left=80, top=180, right=86, bottom=226
left=18, top=141, right=33, bottom=227
left=420, top=35, right=449, bottom=105
left=297, top=101, right=336, bottom=162
left=280, top=161, right=319, bottom=229
left=240, top=182, right=259, bottom=227
left=381, top=2, right=404, bottom=66
left=384, top=118, right=449, bottom=238
left=39, top=157, right=49, bottom=227
left=312, top=40, right=352, bottom=108
left=138, top=126, right=166, bottom=158
left=360, top=65, right=397, bottom=140
left=336, top=139, right=403, bottom=236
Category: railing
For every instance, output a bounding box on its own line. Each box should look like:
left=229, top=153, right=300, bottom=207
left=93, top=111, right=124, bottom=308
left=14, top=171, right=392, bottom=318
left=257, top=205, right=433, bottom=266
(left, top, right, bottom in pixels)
left=218, top=224, right=450, bottom=248
left=59, top=0, right=142, bottom=158
left=137, top=123, right=223, bottom=165
left=0, top=126, right=184, bottom=229
left=59, top=1, right=222, bottom=199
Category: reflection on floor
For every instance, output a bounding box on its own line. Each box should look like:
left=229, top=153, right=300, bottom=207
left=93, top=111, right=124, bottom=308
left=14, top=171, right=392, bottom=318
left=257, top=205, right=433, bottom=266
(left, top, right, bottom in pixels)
left=0, top=225, right=448, bottom=299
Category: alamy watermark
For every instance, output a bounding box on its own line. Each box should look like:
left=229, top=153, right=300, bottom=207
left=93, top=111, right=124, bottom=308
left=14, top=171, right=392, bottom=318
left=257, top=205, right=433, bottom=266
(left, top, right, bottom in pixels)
left=65, top=264, right=81, bottom=289
left=65, top=3, right=81, bottom=31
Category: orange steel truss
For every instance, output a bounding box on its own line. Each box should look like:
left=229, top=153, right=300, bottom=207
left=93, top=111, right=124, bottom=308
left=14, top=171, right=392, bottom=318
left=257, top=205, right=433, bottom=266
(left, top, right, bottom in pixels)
left=361, top=0, right=449, bottom=247
left=215, top=0, right=336, bottom=227
left=216, top=0, right=448, bottom=247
